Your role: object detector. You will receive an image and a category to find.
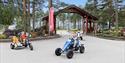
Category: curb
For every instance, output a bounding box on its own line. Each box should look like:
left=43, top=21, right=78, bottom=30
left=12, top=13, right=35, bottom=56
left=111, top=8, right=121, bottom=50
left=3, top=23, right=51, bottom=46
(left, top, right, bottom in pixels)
left=87, top=34, right=125, bottom=41
left=0, top=34, right=61, bottom=42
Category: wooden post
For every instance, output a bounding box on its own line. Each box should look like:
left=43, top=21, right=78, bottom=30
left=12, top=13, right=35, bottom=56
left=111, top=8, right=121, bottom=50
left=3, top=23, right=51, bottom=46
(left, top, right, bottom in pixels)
left=82, top=17, right=85, bottom=34
left=90, top=20, right=92, bottom=32
left=54, top=15, right=56, bottom=34
left=94, top=22, right=97, bottom=35
left=86, top=16, right=88, bottom=33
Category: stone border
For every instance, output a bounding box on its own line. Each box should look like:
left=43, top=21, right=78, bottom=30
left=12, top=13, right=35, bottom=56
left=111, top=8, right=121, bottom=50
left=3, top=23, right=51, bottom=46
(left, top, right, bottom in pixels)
left=0, top=34, right=61, bottom=42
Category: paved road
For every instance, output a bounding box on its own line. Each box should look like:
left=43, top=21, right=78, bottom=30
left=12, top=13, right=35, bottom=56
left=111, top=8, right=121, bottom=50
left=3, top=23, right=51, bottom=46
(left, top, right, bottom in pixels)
left=0, top=35, right=125, bottom=63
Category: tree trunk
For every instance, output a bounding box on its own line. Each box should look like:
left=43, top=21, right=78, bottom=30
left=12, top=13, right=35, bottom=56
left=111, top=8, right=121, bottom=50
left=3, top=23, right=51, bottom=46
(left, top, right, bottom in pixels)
left=17, top=0, right=21, bottom=29
left=74, top=20, right=76, bottom=29
left=27, top=0, right=30, bottom=33
left=58, top=20, right=59, bottom=29
left=109, top=21, right=111, bottom=29
left=80, top=19, right=82, bottom=30
left=114, top=0, right=118, bottom=29
left=23, top=0, right=26, bottom=32
left=78, top=19, right=80, bottom=30
left=49, top=0, right=52, bottom=9
left=17, top=0, right=20, bottom=17
left=32, top=0, right=35, bottom=32
left=63, top=21, right=64, bottom=29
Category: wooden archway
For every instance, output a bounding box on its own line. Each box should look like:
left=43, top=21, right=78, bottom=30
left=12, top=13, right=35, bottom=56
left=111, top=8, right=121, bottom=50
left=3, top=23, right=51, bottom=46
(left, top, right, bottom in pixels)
left=42, top=5, right=98, bottom=34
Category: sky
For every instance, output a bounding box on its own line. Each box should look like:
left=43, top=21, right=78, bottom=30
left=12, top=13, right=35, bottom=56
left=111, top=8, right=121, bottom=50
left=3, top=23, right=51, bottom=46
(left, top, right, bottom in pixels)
left=55, top=0, right=125, bottom=9
left=123, top=1, right=125, bottom=4
left=60, top=0, right=87, bottom=7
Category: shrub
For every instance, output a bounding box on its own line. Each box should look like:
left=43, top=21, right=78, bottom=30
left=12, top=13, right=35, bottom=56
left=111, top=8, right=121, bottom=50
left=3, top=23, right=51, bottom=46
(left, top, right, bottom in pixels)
left=120, top=28, right=125, bottom=36
left=0, top=34, right=7, bottom=39
left=111, top=30, right=120, bottom=37
left=30, top=32, right=38, bottom=38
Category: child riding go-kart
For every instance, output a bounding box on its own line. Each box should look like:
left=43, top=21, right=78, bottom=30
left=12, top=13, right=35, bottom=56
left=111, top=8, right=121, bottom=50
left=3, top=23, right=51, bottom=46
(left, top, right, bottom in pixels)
left=55, top=32, right=85, bottom=59
left=10, top=33, right=33, bottom=50
left=77, top=31, right=83, bottom=40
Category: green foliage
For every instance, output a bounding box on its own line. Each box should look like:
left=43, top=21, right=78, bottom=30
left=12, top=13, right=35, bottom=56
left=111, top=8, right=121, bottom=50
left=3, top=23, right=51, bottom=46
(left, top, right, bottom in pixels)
left=118, top=9, right=125, bottom=27
left=0, top=34, right=7, bottom=39
left=85, top=0, right=125, bottom=29
left=52, top=0, right=69, bottom=9
left=16, top=17, right=23, bottom=29
left=57, top=13, right=66, bottom=29
left=0, top=2, right=15, bottom=25
left=70, top=14, right=81, bottom=29
left=100, top=27, right=122, bottom=37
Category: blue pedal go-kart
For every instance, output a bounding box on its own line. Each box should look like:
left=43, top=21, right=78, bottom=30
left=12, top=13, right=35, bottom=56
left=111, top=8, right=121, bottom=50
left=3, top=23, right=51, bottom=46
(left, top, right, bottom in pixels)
left=55, top=38, right=85, bottom=59
left=10, top=39, right=33, bottom=50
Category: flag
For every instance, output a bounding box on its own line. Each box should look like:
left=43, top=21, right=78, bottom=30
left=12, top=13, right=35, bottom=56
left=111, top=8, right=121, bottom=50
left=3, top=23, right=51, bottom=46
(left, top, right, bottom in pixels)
left=49, top=7, right=54, bottom=32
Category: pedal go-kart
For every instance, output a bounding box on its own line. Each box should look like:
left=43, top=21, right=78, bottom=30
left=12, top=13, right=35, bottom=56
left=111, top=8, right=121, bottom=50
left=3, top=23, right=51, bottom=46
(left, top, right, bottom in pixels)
left=10, top=39, right=33, bottom=50
left=55, top=38, right=85, bottom=59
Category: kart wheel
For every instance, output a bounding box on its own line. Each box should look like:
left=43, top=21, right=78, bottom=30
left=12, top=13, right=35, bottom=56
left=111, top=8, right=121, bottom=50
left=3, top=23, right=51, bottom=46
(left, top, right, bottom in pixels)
left=79, top=44, right=85, bottom=53
left=80, top=37, right=83, bottom=40
left=21, top=43, right=25, bottom=46
left=25, top=40, right=29, bottom=47
left=74, top=46, right=79, bottom=51
left=66, top=50, right=73, bottom=59
left=24, top=42, right=28, bottom=47
left=29, top=44, right=33, bottom=50
left=55, top=48, right=62, bottom=56
left=10, top=44, right=14, bottom=49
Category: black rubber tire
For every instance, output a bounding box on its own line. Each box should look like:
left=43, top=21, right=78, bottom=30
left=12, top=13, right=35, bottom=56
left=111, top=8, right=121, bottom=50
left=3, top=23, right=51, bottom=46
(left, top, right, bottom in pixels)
left=80, top=37, right=83, bottom=40
left=10, top=44, right=14, bottom=49
left=21, top=43, right=25, bottom=46
left=29, top=44, right=33, bottom=50
left=79, top=44, right=85, bottom=53
left=55, top=48, right=62, bottom=56
left=74, top=46, right=79, bottom=51
left=25, top=40, right=29, bottom=47
left=24, top=43, right=28, bottom=47
left=66, top=50, right=74, bottom=59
